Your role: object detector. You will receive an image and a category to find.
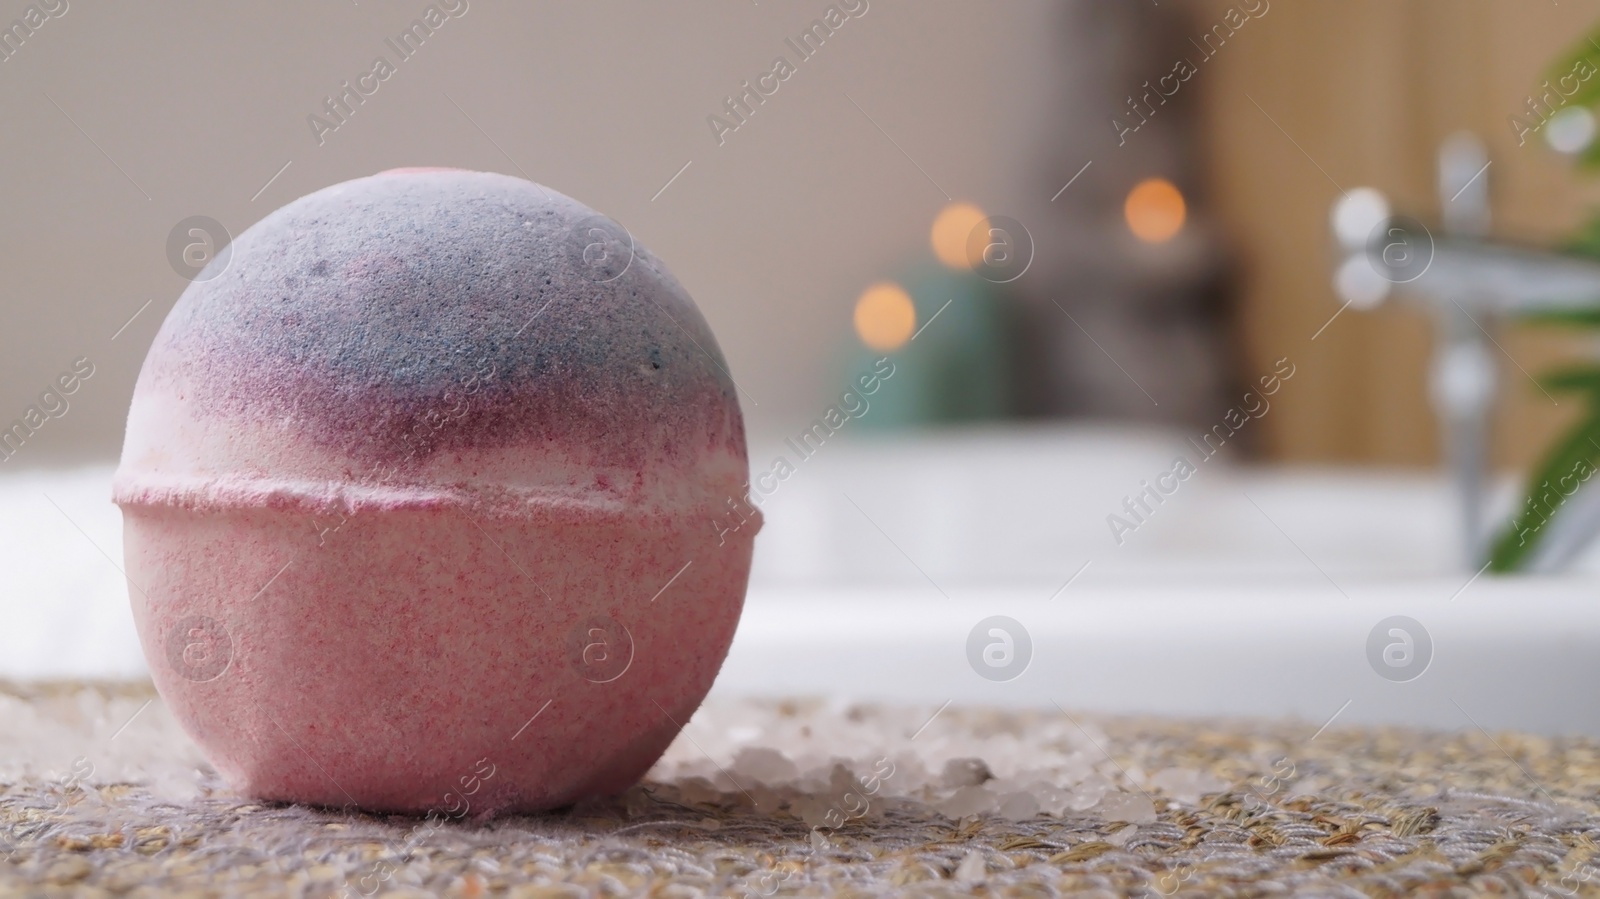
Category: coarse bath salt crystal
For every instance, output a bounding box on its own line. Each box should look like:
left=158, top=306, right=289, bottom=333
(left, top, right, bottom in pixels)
left=731, top=747, right=800, bottom=786
left=113, top=168, right=759, bottom=815
left=1094, top=791, right=1158, bottom=824
left=1149, top=767, right=1228, bottom=805
left=939, top=784, right=998, bottom=819
left=997, top=791, right=1041, bottom=821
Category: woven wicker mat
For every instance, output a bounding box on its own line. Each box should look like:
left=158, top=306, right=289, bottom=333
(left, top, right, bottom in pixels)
left=3, top=680, right=1600, bottom=897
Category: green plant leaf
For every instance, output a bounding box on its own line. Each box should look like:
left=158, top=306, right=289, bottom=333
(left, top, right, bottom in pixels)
left=1520, top=309, right=1600, bottom=329
left=1543, top=29, right=1600, bottom=110
left=1579, top=134, right=1600, bottom=171
left=1563, top=212, right=1600, bottom=262
left=1540, top=366, right=1600, bottom=393
left=1494, top=18, right=1600, bottom=572
left=1487, top=413, right=1600, bottom=571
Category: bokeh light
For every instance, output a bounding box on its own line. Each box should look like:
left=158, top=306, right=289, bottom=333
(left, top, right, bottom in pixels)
left=931, top=202, right=988, bottom=269
left=1124, top=177, right=1186, bottom=243
left=1547, top=106, right=1597, bottom=155
left=853, top=282, right=917, bottom=351
left=1331, top=187, right=1391, bottom=251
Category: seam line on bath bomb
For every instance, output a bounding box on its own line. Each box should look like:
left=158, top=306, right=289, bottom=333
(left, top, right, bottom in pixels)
left=107, top=473, right=741, bottom=521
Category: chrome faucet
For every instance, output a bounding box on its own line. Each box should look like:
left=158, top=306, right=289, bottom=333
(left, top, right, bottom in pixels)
left=1329, top=132, right=1600, bottom=572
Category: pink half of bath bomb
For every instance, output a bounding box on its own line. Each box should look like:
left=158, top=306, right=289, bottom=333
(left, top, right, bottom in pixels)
left=113, top=169, right=759, bottom=815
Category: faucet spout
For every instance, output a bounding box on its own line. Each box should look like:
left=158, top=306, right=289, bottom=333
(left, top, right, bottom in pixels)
left=1410, top=240, right=1600, bottom=314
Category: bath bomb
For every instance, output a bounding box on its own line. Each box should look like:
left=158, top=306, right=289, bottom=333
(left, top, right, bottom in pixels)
left=114, top=169, right=759, bottom=815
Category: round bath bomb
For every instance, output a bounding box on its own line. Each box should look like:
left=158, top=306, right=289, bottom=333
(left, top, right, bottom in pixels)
left=114, top=169, right=760, bottom=815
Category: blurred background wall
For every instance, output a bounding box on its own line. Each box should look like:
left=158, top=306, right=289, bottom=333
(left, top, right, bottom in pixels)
left=1, top=0, right=1597, bottom=469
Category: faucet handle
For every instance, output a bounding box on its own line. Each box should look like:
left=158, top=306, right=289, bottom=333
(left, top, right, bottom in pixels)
left=1331, top=187, right=1390, bottom=253
left=1330, top=187, right=1395, bottom=309
left=1439, top=132, right=1490, bottom=238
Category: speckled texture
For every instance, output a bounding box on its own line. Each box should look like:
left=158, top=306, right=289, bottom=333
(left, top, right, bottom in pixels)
left=6, top=683, right=1600, bottom=898
left=112, top=170, right=758, bottom=815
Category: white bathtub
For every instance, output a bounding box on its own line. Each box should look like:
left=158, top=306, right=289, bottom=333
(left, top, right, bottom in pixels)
left=724, top=423, right=1600, bottom=736
left=9, top=424, right=1598, bottom=735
